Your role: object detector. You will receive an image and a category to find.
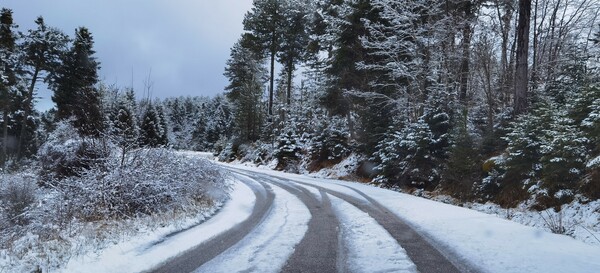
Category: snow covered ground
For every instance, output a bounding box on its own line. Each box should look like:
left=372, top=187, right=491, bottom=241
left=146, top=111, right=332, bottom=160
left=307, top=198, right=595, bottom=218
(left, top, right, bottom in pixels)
left=329, top=195, right=416, bottom=273
left=195, top=183, right=310, bottom=273
left=226, top=163, right=600, bottom=273
left=57, top=180, right=255, bottom=273
left=6, top=153, right=598, bottom=272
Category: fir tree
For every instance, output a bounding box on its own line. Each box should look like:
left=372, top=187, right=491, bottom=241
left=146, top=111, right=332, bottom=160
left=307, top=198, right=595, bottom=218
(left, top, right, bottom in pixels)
left=243, top=0, right=285, bottom=117
left=51, top=27, right=103, bottom=136
left=224, top=39, right=266, bottom=142
left=0, top=8, right=18, bottom=163
left=18, top=16, right=68, bottom=158
left=139, top=103, right=162, bottom=147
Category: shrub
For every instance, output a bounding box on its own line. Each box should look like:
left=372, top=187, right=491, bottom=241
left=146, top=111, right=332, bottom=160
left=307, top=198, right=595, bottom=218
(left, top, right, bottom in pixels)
left=0, top=174, right=37, bottom=226
left=274, top=131, right=303, bottom=172
left=54, top=148, right=230, bottom=220
left=308, top=127, right=350, bottom=171
left=37, top=120, right=111, bottom=184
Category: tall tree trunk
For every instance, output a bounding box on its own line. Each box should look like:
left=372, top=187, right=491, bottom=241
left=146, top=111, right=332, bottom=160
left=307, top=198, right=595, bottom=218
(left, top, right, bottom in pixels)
left=515, top=0, right=531, bottom=115
left=459, top=22, right=473, bottom=106
left=286, top=61, right=293, bottom=105
left=17, top=66, right=40, bottom=160
left=531, top=0, right=539, bottom=87
left=3, top=108, right=8, bottom=163
left=268, top=34, right=276, bottom=118
left=497, top=0, right=513, bottom=108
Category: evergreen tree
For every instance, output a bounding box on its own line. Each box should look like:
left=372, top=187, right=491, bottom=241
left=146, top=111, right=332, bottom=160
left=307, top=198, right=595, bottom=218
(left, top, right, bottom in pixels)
left=156, top=103, right=169, bottom=146
left=441, top=122, right=481, bottom=202
left=322, top=0, right=375, bottom=117
left=373, top=119, right=440, bottom=190
left=139, top=103, right=162, bottom=147
left=109, top=90, right=138, bottom=149
left=18, top=16, right=68, bottom=158
left=278, top=1, right=309, bottom=105
left=0, top=8, right=18, bottom=163
left=51, top=27, right=103, bottom=136
left=243, top=0, right=285, bottom=117
left=224, top=39, right=266, bottom=142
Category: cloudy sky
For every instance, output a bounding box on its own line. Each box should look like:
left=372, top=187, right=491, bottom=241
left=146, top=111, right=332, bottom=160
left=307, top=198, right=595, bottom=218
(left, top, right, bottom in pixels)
left=3, top=0, right=253, bottom=110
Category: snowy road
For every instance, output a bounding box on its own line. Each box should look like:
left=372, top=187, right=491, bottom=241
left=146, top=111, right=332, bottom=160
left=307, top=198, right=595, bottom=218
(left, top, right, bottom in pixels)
left=59, top=158, right=600, bottom=273
left=149, top=166, right=466, bottom=273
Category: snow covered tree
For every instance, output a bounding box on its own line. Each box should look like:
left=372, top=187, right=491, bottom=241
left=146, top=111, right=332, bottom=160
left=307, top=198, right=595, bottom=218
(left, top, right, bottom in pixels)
left=108, top=89, right=139, bottom=164
left=373, top=119, right=440, bottom=190
left=321, top=0, right=377, bottom=117
left=18, top=16, right=68, bottom=159
left=278, top=1, right=309, bottom=105
left=243, top=0, right=285, bottom=117
left=308, top=116, right=351, bottom=170
left=51, top=27, right=104, bottom=137
left=224, top=38, right=266, bottom=142
left=0, top=8, right=18, bottom=164
left=139, top=102, right=164, bottom=147
left=441, top=122, right=482, bottom=201
left=274, top=130, right=302, bottom=172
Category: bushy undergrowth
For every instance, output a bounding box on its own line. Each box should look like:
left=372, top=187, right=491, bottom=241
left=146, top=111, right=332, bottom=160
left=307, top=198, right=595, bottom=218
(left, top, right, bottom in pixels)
left=54, top=148, right=230, bottom=220
left=0, top=147, right=230, bottom=272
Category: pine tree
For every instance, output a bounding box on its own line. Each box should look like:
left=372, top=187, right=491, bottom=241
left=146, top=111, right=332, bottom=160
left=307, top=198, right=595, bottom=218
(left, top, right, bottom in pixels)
left=373, top=119, right=440, bottom=190
left=156, top=103, right=169, bottom=146
left=441, top=122, right=481, bottom=202
left=0, top=8, right=18, bottom=164
left=18, top=17, right=68, bottom=158
left=109, top=91, right=138, bottom=149
left=139, top=102, right=162, bottom=147
left=224, top=38, right=266, bottom=142
left=51, top=27, right=103, bottom=136
left=322, top=0, right=376, bottom=117
left=243, top=0, right=285, bottom=117
left=278, top=1, right=309, bottom=105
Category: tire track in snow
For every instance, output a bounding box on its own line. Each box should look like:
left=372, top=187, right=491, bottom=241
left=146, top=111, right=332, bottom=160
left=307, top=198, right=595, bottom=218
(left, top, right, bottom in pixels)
left=329, top=194, right=417, bottom=273
left=148, top=175, right=274, bottom=273
left=193, top=177, right=310, bottom=273
left=284, top=180, right=465, bottom=273
left=253, top=175, right=340, bottom=273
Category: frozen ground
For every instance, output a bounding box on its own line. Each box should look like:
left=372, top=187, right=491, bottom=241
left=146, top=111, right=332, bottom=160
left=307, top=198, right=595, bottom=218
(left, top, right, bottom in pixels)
left=232, top=155, right=600, bottom=247
left=57, top=181, right=255, bottom=273
left=226, top=163, right=600, bottom=273
left=5, top=153, right=598, bottom=272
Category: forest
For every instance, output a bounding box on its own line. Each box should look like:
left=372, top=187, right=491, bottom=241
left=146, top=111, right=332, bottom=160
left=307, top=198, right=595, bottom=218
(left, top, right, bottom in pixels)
left=219, top=0, right=600, bottom=211
left=0, top=0, right=599, bottom=218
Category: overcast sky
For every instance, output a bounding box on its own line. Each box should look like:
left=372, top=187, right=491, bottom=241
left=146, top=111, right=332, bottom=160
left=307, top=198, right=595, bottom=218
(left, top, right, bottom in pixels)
left=3, top=0, right=253, bottom=110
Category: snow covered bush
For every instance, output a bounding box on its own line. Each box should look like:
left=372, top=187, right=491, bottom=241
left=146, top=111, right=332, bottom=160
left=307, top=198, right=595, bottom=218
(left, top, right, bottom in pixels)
left=308, top=125, right=351, bottom=171
left=0, top=149, right=230, bottom=272
left=240, top=142, right=274, bottom=164
left=37, top=120, right=112, bottom=183
left=274, top=131, right=303, bottom=172
left=55, top=148, right=230, bottom=220
left=0, top=173, right=37, bottom=226
left=373, top=119, right=440, bottom=190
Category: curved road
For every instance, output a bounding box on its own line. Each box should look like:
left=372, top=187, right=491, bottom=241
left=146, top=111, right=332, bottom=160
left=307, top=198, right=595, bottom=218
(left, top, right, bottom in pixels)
left=148, top=166, right=477, bottom=273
